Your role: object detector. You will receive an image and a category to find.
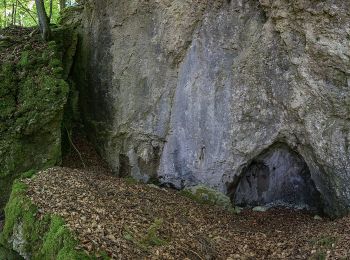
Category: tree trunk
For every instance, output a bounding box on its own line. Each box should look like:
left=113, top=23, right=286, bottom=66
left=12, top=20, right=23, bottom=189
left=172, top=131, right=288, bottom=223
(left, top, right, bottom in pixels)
left=11, top=3, right=14, bottom=25
left=35, top=0, right=51, bottom=40
left=3, top=0, right=6, bottom=27
left=13, top=0, right=18, bottom=25
left=59, top=0, right=65, bottom=11
left=49, top=0, right=53, bottom=22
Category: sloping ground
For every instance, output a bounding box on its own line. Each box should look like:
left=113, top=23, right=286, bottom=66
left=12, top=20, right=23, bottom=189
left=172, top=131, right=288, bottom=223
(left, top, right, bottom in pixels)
left=20, top=167, right=350, bottom=259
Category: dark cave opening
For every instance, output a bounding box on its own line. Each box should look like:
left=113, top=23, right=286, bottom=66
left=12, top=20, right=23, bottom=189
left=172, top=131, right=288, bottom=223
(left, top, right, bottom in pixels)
left=228, top=143, right=323, bottom=212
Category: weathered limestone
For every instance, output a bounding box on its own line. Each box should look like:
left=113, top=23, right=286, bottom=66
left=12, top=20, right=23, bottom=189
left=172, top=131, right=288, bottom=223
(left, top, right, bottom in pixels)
left=74, top=0, right=350, bottom=216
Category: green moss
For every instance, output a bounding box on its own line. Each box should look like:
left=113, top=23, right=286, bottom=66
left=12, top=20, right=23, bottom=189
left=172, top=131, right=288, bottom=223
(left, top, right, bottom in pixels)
left=0, top=179, right=101, bottom=260
left=180, top=185, right=231, bottom=207
left=147, top=176, right=161, bottom=186
left=58, top=5, right=84, bottom=29
left=0, top=34, right=70, bottom=210
left=20, top=170, right=36, bottom=180
left=38, top=216, right=89, bottom=260
left=180, top=185, right=241, bottom=213
left=0, top=181, right=28, bottom=243
left=0, top=173, right=21, bottom=211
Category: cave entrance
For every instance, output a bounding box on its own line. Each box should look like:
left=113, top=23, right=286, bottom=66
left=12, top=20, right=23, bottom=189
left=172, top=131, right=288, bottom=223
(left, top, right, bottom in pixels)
left=229, top=143, right=323, bottom=212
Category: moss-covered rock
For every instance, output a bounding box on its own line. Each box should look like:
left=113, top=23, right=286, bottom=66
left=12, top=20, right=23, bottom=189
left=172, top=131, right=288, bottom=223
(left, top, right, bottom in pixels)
left=0, top=28, right=70, bottom=210
left=181, top=185, right=240, bottom=213
left=0, top=177, right=92, bottom=260
left=181, top=185, right=231, bottom=207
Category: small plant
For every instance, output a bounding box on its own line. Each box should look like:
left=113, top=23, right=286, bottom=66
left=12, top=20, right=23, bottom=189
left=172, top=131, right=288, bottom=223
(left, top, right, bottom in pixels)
left=123, top=228, right=134, bottom=242
left=123, top=218, right=167, bottom=251
left=312, top=235, right=337, bottom=248
left=141, top=218, right=166, bottom=248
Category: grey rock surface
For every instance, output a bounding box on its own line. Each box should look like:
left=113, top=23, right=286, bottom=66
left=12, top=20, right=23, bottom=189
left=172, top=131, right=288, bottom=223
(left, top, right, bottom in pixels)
left=232, top=143, right=322, bottom=210
left=73, top=0, right=350, bottom=216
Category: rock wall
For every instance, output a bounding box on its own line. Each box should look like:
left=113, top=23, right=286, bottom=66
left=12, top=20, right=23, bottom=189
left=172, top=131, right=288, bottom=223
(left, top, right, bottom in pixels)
left=74, top=0, right=350, bottom=216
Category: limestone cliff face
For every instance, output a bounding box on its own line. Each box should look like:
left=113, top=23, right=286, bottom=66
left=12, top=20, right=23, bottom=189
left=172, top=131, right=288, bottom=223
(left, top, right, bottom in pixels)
left=74, top=0, right=350, bottom=216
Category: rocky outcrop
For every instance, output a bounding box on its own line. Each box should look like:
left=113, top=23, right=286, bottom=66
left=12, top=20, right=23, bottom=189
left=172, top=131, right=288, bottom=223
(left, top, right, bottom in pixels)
left=74, top=0, right=350, bottom=216
left=0, top=28, right=70, bottom=210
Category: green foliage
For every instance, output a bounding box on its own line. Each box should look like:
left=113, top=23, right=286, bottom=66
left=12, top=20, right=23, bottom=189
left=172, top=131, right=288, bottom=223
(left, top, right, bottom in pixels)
left=20, top=169, right=36, bottom=179
left=19, top=51, right=29, bottom=67
left=0, top=0, right=78, bottom=28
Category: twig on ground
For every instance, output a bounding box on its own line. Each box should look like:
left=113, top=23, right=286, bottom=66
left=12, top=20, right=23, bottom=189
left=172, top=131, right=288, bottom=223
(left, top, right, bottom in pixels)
left=64, top=125, right=86, bottom=169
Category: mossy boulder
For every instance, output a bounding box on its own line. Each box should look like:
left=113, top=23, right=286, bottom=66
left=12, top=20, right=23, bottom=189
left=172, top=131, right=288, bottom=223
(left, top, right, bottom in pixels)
left=0, top=177, right=92, bottom=259
left=0, top=28, right=70, bottom=210
left=181, top=185, right=237, bottom=212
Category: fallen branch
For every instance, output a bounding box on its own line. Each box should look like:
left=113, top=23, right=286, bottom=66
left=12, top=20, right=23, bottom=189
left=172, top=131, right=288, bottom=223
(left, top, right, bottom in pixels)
left=64, top=125, right=86, bottom=169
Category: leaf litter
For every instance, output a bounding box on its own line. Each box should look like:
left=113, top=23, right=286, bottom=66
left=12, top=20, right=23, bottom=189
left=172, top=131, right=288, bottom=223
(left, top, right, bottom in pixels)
left=22, top=136, right=350, bottom=259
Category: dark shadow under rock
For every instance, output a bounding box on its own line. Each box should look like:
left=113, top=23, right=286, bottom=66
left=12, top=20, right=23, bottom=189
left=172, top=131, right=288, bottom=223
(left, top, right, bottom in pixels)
left=230, top=143, right=323, bottom=212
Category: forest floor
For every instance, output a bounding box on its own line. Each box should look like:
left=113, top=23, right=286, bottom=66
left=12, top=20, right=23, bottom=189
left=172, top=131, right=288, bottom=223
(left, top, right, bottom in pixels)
left=22, top=135, right=350, bottom=259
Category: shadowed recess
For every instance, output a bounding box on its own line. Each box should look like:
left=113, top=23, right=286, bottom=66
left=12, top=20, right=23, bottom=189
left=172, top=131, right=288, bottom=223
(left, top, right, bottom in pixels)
left=229, top=143, right=323, bottom=212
